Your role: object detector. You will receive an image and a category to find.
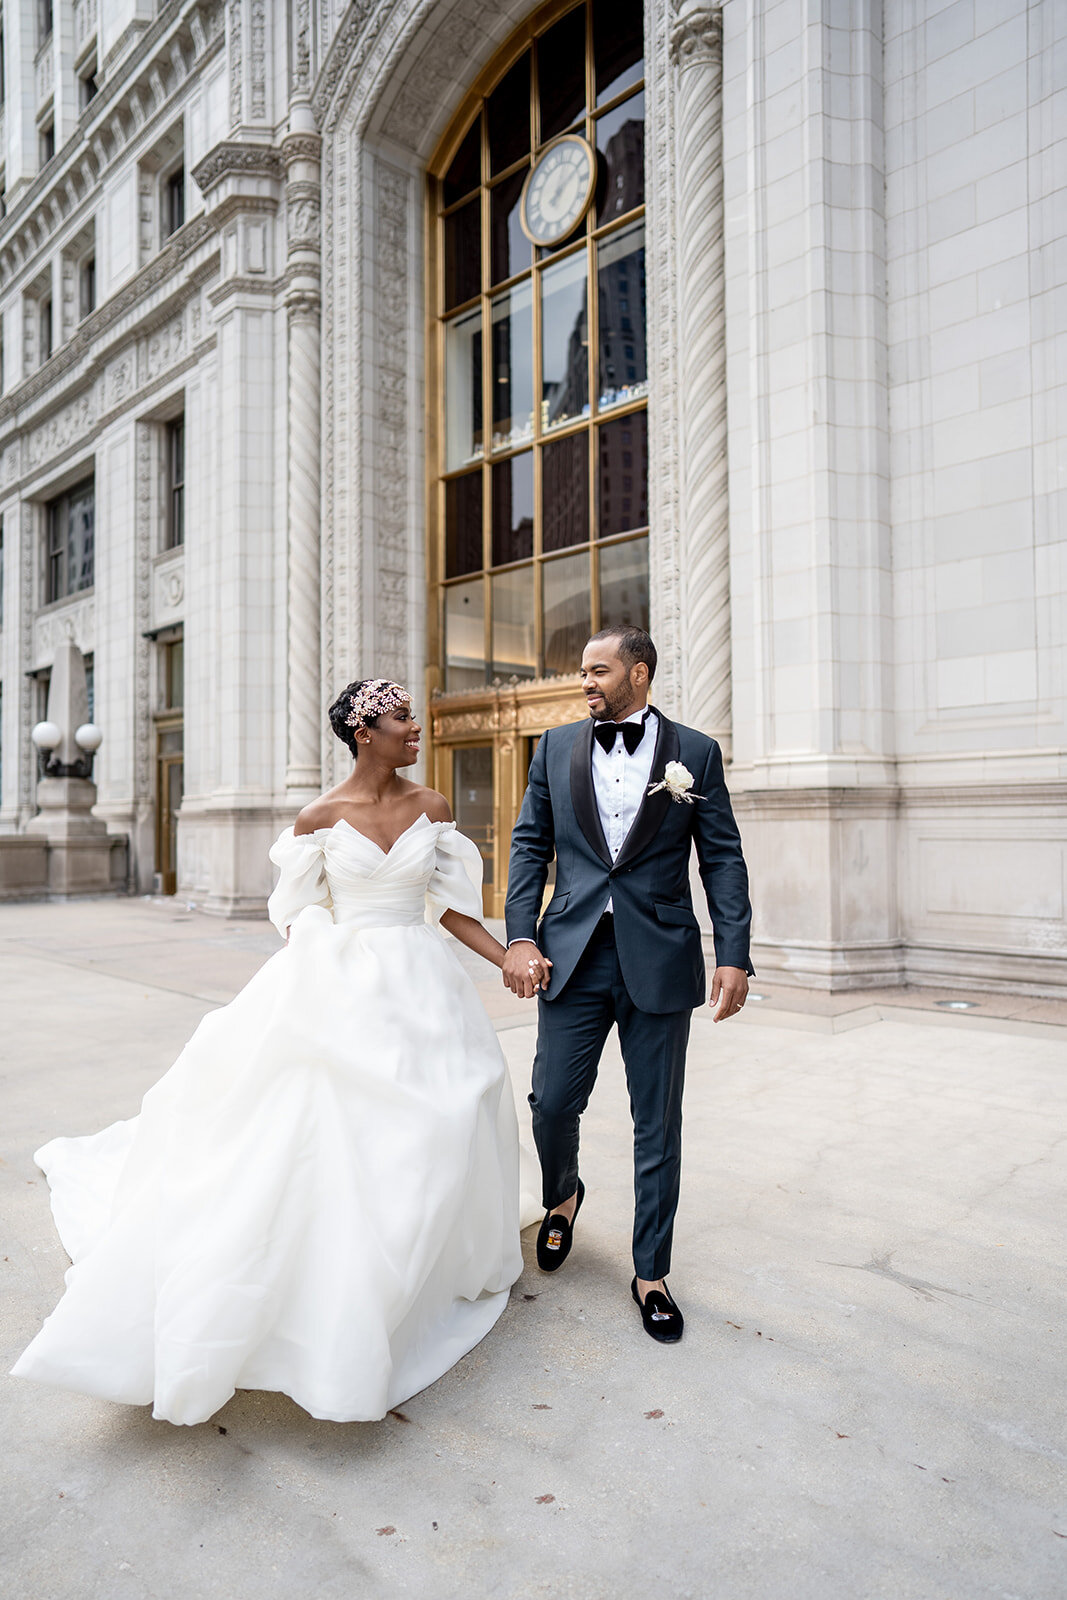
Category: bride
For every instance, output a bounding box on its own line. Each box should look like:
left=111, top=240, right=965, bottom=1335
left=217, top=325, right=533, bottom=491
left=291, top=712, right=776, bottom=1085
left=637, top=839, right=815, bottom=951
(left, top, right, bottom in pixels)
left=12, top=679, right=546, bottom=1426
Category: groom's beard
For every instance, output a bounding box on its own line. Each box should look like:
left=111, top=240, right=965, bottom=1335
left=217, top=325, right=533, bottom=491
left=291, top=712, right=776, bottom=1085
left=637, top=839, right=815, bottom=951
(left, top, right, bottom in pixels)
left=587, top=686, right=633, bottom=722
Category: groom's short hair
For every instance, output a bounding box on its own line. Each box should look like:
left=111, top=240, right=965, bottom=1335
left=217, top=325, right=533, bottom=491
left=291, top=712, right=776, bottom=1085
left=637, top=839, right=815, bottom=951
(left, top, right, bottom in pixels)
left=587, top=625, right=657, bottom=683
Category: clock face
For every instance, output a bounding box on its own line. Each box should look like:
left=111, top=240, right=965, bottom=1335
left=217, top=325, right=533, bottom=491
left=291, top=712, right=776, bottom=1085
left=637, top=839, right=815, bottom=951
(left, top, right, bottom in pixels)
left=520, top=134, right=597, bottom=248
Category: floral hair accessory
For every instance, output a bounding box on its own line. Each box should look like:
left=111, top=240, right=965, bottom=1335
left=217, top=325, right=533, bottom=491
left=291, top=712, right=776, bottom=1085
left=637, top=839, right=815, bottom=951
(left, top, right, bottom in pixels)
left=648, top=760, right=703, bottom=804
left=343, top=680, right=412, bottom=730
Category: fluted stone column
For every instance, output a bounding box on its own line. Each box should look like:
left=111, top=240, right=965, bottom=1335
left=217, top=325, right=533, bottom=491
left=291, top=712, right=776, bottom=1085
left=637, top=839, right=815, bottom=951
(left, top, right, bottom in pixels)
left=670, top=4, right=730, bottom=747
left=283, top=111, right=324, bottom=799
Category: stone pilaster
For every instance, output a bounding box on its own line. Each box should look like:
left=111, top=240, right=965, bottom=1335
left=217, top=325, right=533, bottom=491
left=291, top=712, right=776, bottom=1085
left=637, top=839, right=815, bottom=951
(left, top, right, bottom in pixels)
left=669, top=4, right=730, bottom=747
left=283, top=115, right=323, bottom=801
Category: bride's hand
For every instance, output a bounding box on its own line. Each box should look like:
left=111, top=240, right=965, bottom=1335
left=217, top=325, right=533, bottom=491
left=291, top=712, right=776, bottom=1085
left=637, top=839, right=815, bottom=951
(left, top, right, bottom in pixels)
left=502, top=941, right=552, bottom=998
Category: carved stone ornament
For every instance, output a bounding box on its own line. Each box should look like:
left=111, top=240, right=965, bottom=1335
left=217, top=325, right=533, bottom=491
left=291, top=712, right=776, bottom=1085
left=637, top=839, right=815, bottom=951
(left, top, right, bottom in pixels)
left=669, top=5, right=722, bottom=71
left=282, top=132, right=323, bottom=166
left=191, top=141, right=284, bottom=195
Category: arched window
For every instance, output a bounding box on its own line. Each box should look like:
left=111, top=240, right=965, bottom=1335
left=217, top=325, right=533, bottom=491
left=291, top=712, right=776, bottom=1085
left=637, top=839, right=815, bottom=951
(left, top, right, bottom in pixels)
left=430, top=0, right=647, bottom=693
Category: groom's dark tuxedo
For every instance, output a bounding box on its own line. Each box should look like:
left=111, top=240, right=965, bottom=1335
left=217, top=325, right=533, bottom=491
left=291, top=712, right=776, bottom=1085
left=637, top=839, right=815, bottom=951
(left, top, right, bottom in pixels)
left=505, top=710, right=753, bottom=1280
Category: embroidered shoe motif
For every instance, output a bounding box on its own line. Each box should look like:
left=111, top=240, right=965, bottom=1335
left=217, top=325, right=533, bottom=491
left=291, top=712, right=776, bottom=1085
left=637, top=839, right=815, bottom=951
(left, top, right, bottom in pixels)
left=546, top=1226, right=564, bottom=1250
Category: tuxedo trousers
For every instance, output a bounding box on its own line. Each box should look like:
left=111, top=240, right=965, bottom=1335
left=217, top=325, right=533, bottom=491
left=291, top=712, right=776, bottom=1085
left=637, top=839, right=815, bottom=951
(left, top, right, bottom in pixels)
left=530, top=915, right=691, bottom=1280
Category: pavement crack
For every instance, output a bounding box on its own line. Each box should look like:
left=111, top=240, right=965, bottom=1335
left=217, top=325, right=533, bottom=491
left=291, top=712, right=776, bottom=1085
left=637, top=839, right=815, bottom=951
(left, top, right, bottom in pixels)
left=824, top=1250, right=986, bottom=1305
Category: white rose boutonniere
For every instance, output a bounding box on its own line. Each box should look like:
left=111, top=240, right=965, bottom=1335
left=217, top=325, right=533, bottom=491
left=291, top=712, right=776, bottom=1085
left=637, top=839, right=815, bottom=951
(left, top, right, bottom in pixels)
left=648, top=760, right=703, bottom=804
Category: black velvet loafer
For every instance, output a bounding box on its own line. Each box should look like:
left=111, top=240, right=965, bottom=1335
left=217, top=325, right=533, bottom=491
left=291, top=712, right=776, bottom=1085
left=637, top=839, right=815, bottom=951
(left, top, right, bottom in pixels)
left=535, top=1179, right=585, bottom=1272
left=631, top=1276, right=684, bottom=1343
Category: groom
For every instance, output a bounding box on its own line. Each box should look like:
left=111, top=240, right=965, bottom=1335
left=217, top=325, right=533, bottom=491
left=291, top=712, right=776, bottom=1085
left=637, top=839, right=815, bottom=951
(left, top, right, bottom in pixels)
left=502, top=626, right=753, bottom=1342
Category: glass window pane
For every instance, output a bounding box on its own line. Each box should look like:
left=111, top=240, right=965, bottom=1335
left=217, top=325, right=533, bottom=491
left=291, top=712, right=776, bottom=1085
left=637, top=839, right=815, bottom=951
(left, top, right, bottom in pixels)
left=595, top=91, right=644, bottom=224
left=491, top=564, right=536, bottom=680
left=453, top=745, right=494, bottom=883
left=488, top=52, right=530, bottom=176
left=597, top=409, right=647, bottom=537
left=445, top=470, right=483, bottom=577
left=541, top=251, right=588, bottom=431
left=593, top=0, right=643, bottom=105
left=68, top=482, right=94, bottom=593
left=599, top=535, right=649, bottom=631
left=444, top=198, right=481, bottom=310
left=444, top=119, right=481, bottom=207
left=444, top=578, right=485, bottom=689
left=490, top=283, right=534, bottom=452
left=492, top=452, right=534, bottom=565
left=444, top=306, right=484, bottom=470
left=537, top=6, right=587, bottom=144
left=542, top=431, right=589, bottom=552
left=597, top=221, right=646, bottom=412
left=542, top=550, right=591, bottom=676
left=490, top=166, right=530, bottom=284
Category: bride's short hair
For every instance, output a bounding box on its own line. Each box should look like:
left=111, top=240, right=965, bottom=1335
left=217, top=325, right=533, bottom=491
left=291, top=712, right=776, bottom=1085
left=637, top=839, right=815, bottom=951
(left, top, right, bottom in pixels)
left=328, top=680, right=410, bottom=758
left=329, top=681, right=376, bottom=757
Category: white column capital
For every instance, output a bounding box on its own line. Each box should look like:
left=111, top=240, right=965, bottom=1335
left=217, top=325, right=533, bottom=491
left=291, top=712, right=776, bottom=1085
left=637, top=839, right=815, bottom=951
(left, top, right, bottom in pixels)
left=669, top=4, right=722, bottom=72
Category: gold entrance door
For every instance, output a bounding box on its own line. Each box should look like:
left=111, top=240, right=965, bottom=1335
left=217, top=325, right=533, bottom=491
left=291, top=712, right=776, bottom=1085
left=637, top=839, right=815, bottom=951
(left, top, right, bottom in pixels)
left=156, top=717, right=184, bottom=896
left=430, top=675, right=583, bottom=919
left=451, top=745, right=495, bottom=917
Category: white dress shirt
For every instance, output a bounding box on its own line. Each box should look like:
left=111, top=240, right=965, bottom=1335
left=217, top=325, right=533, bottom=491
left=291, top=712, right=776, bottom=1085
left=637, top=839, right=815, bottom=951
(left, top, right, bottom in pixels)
left=592, top=707, right=658, bottom=913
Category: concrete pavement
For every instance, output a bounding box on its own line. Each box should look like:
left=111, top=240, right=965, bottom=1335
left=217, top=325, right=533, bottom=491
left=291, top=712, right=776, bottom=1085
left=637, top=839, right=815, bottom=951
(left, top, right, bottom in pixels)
left=2, top=896, right=1065, bottom=1600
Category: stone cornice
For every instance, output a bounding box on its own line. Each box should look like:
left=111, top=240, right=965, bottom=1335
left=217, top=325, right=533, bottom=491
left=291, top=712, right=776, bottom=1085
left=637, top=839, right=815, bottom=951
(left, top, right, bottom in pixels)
left=669, top=4, right=723, bottom=70
left=207, top=273, right=285, bottom=308
left=0, top=220, right=217, bottom=425
left=191, top=140, right=284, bottom=194
left=0, top=1, right=225, bottom=290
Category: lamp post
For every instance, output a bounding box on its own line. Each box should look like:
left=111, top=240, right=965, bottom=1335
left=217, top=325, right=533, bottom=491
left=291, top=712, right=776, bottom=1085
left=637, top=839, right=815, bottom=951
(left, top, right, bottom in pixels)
left=31, top=718, right=103, bottom=780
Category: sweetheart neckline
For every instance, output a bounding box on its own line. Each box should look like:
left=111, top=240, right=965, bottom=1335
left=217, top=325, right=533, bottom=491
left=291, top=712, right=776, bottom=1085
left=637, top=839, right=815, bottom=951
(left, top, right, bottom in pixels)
left=298, top=811, right=448, bottom=858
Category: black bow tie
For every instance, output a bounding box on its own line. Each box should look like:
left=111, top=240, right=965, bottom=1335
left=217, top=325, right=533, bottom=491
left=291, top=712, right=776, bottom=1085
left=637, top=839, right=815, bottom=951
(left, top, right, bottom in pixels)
left=593, top=715, right=648, bottom=755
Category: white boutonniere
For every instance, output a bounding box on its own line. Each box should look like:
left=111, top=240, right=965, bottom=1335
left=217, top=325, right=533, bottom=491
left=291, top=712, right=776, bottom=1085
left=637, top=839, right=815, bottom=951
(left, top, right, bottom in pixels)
left=648, top=760, right=703, bottom=804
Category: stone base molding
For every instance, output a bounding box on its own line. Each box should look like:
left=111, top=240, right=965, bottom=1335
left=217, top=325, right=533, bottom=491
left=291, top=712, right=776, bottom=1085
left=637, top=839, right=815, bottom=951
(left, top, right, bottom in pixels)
left=177, top=806, right=293, bottom=918
left=734, top=781, right=1067, bottom=998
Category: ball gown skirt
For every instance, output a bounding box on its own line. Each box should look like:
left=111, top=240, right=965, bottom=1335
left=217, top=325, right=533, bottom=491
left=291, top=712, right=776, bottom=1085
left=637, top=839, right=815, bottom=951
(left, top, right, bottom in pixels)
left=12, top=816, right=540, bottom=1426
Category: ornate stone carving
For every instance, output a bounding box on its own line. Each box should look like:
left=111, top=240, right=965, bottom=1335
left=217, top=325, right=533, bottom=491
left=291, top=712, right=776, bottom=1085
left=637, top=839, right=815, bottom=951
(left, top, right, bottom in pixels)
left=154, top=554, right=185, bottom=622
left=33, top=597, right=96, bottom=665
left=672, top=3, right=730, bottom=744
left=373, top=158, right=413, bottom=686
left=292, top=0, right=312, bottom=93
left=250, top=0, right=267, bottom=119
left=228, top=0, right=243, bottom=125
left=0, top=226, right=216, bottom=422
left=18, top=505, right=36, bottom=812
left=142, top=313, right=187, bottom=384
left=26, top=390, right=98, bottom=470
left=192, top=141, right=284, bottom=194
left=643, top=0, right=685, bottom=718
left=669, top=4, right=721, bottom=70
left=286, top=193, right=321, bottom=249
left=282, top=132, right=322, bottom=164
left=134, top=423, right=154, bottom=805
left=312, top=2, right=375, bottom=125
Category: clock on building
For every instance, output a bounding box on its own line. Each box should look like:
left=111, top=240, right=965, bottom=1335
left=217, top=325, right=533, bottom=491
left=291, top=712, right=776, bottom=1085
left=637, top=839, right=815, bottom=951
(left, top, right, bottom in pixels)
left=520, top=133, right=597, bottom=248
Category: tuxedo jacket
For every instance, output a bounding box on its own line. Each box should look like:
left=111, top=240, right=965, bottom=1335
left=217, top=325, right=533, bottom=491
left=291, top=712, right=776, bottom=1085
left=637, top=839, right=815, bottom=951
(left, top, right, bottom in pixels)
left=504, top=713, right=754, bottom=1015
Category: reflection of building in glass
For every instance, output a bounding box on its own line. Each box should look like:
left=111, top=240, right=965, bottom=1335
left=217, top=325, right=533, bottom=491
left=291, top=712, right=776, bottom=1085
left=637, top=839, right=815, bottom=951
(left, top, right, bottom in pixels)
left=601, top=116, right=643, bottom=220
left=599, top=239, right=646, bottom=411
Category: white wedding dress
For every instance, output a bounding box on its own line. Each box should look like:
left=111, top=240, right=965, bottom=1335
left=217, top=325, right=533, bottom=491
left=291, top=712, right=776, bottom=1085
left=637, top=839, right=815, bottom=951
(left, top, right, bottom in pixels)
left=12, top=815, right=538, bottom=1426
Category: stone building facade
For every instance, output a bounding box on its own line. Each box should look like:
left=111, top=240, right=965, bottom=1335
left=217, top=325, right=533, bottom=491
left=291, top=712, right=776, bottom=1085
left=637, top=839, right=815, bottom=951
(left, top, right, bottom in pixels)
left=0, top=0, right=1063, bottom=994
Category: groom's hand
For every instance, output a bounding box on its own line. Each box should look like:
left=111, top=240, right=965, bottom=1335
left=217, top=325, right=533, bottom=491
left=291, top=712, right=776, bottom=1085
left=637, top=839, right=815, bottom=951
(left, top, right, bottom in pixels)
left=710, top=966, right=748, bottom=1021
left=503, top=940, right=552, bottom=999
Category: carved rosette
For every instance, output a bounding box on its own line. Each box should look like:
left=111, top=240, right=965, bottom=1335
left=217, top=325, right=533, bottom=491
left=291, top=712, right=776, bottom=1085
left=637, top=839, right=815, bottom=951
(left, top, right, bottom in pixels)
left=670, top=5, right=731, bottom=747
left=283, top=125, right=324, bottom=797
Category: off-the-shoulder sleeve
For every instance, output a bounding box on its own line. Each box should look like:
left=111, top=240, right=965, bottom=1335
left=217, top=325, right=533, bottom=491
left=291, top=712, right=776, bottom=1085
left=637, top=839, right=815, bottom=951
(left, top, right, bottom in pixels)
left=267, top=828, right=333, bottom=937
left=425, top=823, right=485, bottom=925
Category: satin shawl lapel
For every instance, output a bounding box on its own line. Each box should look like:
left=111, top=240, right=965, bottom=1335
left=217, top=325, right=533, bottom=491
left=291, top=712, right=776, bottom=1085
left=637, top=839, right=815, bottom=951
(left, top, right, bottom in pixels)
left=569, top=720, right=612, bottom=867
left=611, top=713, right=681, bottom=874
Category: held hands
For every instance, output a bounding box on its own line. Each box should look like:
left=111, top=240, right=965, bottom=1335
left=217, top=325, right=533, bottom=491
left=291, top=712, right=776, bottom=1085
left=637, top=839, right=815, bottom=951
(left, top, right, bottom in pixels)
left=502, top=940, right=553, bottom=998
left=710, top=966, right=748, bottom=1021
